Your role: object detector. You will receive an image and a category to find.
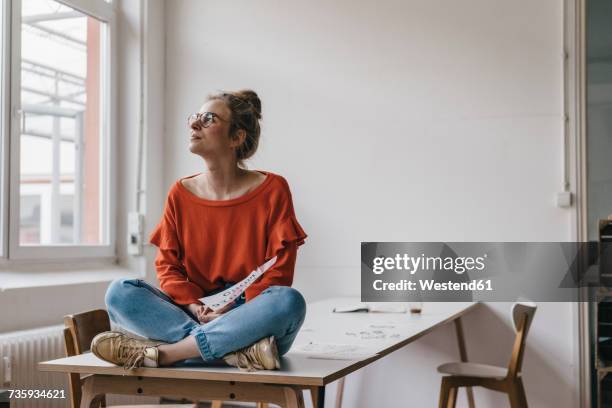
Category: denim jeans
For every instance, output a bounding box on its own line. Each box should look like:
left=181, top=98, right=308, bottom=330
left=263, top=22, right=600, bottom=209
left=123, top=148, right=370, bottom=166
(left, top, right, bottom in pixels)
left=104, top=278, right=307, bottom=364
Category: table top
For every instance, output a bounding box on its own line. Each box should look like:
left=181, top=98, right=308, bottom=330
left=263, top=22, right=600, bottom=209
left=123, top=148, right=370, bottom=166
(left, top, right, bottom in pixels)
left=38, top=298, right=479, bottom=386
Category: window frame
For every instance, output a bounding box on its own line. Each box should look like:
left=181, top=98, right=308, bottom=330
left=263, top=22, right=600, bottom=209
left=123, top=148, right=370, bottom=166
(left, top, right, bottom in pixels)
left=3, top=0, right=117, bottom=261
left=0, top=0, right=10, bottom=258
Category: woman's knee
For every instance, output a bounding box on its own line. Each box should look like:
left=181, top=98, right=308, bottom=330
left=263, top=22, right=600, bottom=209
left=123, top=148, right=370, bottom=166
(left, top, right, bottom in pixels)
left=105, top=278, right=141, bottom=311
left=265, top=286, right=306, bottom=322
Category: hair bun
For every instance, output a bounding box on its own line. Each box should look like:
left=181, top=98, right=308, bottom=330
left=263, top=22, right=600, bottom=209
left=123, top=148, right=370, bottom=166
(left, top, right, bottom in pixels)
left=236, top=89, right=262, bottom=119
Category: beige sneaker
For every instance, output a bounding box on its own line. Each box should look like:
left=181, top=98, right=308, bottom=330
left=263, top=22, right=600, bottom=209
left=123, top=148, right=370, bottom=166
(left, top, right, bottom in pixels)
left=91, top=331, right=162, bottom=370
left=223, top=336, right=280, bottom=372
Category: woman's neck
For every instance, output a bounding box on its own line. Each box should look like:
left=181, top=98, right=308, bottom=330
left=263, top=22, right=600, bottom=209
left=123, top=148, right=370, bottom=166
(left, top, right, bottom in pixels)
left=201, top=160, right=247, bottom=199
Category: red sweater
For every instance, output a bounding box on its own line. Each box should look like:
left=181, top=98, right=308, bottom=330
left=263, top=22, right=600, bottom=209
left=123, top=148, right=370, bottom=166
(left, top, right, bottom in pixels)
left=149, top=171, right=307, bottom=305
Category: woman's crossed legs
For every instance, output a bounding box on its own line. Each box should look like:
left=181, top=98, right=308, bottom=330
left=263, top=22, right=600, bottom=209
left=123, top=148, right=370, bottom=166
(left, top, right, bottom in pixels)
left=103, top=278, right=306, bottom=366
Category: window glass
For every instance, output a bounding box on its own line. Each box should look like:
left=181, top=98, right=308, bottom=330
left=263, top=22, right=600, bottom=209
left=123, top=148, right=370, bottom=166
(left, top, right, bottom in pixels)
left=20, top=0, right=108, bottom=246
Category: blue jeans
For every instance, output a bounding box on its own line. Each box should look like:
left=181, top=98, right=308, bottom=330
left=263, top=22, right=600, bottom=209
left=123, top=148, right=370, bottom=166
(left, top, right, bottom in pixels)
left=104, top=279, right=306, bottom=364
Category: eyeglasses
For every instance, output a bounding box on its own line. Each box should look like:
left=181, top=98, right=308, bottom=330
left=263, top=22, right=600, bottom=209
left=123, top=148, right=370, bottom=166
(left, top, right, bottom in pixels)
left=187, top=112, right=228, bottom=128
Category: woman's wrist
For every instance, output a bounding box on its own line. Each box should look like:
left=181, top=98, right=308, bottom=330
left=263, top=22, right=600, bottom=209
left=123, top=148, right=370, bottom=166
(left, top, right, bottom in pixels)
left=187, top=303, right=201, bottom=314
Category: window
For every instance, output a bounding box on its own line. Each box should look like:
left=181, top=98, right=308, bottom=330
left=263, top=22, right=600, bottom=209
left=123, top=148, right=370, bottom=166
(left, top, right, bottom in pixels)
left=4, top=0, right=115, bottom=260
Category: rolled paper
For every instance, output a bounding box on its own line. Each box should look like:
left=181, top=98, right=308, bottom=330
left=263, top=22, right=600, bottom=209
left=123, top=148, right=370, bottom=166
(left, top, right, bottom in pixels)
left=199, top=256, right=278, bottom=311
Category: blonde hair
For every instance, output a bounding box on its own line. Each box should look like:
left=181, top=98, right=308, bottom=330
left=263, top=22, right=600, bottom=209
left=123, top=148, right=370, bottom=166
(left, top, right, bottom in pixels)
left=207, top=89, right=262, bottom=166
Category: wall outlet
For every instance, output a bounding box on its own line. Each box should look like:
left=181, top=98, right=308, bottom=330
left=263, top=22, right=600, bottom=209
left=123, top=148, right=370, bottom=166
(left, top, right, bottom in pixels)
left=556, top=192, right=573, bottom=208
left=127, top=212, right=144, bottom=256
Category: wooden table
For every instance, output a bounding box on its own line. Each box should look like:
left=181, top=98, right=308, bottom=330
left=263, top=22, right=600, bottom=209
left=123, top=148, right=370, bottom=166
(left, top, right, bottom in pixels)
left=39, top=298, right=479, bottom=408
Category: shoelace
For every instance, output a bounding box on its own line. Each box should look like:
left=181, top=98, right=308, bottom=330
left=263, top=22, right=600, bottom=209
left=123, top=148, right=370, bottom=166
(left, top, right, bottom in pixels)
left=113, top=340, right=150, bottom=370
left=234, top=348, right=265, bottom=372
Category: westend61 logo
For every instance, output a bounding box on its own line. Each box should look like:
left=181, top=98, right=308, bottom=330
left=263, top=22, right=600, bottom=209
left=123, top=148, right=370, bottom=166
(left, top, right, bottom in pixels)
left=371, top=253, right=487, bottom=275
left=361, top=242, right=600, bottom=302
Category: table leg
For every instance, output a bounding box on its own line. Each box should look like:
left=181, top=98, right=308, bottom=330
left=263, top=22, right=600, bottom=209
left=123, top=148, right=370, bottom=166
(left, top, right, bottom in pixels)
left=309, top=387, right=317, bottom=408
left=79, top=376, right=105, bottom=408
left=454, top=318, right=475, bottom=408
left=283, top=386, right=306, bottom=408
left=309, top=385, right=326, bottom=408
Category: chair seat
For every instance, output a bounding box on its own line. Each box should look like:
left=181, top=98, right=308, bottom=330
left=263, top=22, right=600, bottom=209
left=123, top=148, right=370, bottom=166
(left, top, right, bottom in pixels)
left=437, top=362, right=510, bottom=380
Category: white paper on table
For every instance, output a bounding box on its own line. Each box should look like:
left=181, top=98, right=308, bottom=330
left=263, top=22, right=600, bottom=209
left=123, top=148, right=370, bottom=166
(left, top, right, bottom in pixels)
left=199, top=256, right=277, bottom=311
left=332, top=302, right=408, bottom=313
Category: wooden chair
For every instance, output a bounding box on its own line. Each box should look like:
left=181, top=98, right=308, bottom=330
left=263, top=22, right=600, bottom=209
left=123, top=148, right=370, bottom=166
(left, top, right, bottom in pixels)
left=437, top=301, right=537, bottom=408
left=63, top=309, right=209, bottom=408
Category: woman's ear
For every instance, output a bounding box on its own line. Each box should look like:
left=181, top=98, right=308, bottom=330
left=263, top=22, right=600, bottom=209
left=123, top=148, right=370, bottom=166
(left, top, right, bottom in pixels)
left=231, top=129, right=247, bottom=149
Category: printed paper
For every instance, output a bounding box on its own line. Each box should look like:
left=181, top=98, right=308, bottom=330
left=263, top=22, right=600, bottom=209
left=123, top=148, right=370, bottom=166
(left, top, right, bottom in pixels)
left=199, top=256, right=277, bottom=311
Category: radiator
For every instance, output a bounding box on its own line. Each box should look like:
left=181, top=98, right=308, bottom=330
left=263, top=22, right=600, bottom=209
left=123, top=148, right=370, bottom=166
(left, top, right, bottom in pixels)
left=0, top=325, right=161, bottom=407
left=0, top=325, right=67, bottom=408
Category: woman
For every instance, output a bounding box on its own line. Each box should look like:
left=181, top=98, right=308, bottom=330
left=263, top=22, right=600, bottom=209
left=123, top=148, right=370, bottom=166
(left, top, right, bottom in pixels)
left=91, top=90, right=307, bottom=371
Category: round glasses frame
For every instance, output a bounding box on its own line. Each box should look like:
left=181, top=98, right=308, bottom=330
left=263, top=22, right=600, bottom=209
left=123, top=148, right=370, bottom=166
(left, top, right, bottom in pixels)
left=187, top=112, right=228, bottom=128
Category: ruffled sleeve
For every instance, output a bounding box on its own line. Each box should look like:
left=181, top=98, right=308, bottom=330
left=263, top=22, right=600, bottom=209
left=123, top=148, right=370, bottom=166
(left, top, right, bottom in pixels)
left=265, top=213, right=307, bottom=261
left=246, top=177, right=307, bottom=300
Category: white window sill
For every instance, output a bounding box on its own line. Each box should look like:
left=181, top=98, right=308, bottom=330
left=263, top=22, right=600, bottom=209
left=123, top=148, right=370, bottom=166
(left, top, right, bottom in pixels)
left=0, top=266, right=143, bottom=291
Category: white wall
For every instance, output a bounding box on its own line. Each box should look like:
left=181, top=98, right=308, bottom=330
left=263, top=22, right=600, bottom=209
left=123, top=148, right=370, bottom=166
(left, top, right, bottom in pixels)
left=163, top=0, right=577, bottom=407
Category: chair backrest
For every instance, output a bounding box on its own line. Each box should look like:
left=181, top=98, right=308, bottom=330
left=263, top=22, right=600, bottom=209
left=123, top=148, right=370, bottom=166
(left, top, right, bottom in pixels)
left=64, top=309, right=111, bottom=354
left=507, top=300, right=537, bottom=378
left=63, top=309, right=110, bottom=408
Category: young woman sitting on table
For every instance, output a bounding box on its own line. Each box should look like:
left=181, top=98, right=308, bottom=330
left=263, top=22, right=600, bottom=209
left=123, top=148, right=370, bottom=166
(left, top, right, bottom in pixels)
left=91, top=89, right=308, bottom=371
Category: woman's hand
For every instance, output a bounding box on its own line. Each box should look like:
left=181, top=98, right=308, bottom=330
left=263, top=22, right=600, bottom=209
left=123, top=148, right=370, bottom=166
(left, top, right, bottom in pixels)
left=188, top=302, right=234, bottom=324
left=187, top=303, right=205, bottom=319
